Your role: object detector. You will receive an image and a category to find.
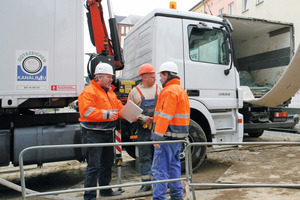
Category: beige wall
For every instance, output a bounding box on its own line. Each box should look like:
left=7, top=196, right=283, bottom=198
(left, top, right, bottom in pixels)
left=192, top=4, right=205, bottom=13
left=236, top=0, right=300, bottom=50
left=192, top=0, right=236, bottom=15
left=206, top=0, right=235, bottom=15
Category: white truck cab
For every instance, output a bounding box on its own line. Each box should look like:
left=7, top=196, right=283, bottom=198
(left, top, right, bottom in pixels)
left=123, top=9, right=244, bottom=169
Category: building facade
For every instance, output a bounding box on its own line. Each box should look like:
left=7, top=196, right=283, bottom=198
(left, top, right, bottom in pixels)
left=191, top=0, right=300, bottom=51
left=190, top=0, right=236, bottom=16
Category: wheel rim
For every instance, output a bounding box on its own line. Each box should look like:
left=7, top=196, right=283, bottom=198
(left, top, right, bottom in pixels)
left=180, top=130, right=196, bottom=160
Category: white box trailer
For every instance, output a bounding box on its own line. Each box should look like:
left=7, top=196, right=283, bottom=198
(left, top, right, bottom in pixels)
left=224, top=14, right=294, bottom=95
left=0, top=0, right=84, bottom=108
left=0, top=0, right=85, bottom=166
left=222, top=15, right=299, bottom=136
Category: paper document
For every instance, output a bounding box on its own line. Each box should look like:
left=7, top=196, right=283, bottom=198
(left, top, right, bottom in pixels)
left=119, top=100, right=143, bottom=123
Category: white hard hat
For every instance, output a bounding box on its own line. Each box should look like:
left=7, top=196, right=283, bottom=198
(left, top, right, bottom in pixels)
left=94, top=63, right=114, bottom=75
left=159, top=61, right=178, bottom=74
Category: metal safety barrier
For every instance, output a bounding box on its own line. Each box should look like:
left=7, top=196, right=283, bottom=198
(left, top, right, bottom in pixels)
left=19, top=140, right=187, bottom=200
left=19, top=141, right=300, bottom=199
left=184, top=142, right=300, bottom=200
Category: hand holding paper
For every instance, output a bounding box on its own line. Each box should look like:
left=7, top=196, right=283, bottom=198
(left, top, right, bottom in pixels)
left=109, top=111, right=118, bottom=119
left=119, top=100, right=143, bottom=123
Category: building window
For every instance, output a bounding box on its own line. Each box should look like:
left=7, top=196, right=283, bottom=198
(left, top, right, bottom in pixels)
left=257, top=0, right=264, bottom=5
left=243, top=0, right=249, bottom=12
left=120, top=36, right=125, bottom=48
left=121, top=26, right=125, bottom=34
left=126, top=26, right=130, bottom=34
left=219, top=8, right=224, bottom=15
left=228, top=2, right=234, bottom=15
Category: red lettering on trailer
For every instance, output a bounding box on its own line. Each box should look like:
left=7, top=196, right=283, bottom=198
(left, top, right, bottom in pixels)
left=51, top=85, right=76, bottom=91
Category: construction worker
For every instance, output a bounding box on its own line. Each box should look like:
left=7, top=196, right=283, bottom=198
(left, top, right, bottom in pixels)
left=128, top=63, right=162, bottom=193
left=78, top=63, right=123, bottom=199
left=151, top=61, right=190, bottom=200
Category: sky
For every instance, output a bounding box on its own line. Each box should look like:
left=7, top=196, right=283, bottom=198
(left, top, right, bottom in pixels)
left=111, top=0, right=198, bottom=16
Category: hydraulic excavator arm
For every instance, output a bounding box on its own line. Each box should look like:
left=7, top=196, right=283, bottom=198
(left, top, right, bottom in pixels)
left=86, top=0, right=124, bottom=79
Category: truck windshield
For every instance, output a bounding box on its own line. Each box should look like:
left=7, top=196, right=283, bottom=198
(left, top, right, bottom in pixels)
left=188, top=25, right=228, bottom=65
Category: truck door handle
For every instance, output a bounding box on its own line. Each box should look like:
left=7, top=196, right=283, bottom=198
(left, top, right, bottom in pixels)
left=187, top=90, right=200, bottom=97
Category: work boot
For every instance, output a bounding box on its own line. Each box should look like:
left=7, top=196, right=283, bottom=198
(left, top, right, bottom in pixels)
left=135, top=185, right=152, bottom=193
left=100, top=189, right=122, bottom=197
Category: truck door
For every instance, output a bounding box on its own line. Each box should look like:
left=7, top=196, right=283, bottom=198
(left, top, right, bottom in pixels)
left=182, top=20, right=238, bottom=109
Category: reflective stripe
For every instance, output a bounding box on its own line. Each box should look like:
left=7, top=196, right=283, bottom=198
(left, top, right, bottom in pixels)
left=153, top=130, right=188, bottom=139
left=153, top=122, right=189, bottom=139
left=153, top=131, right=165, bottom=138
left=165, top=132, right=188, bottom=138
left=80, top=121, right=117, bottom=130
left=155, top=111, right=190, bottom=120
left=174, top=114, right=190, bottom=119
left=154, top=111, right=173, bottom=120
left=81, top=126, right=114, bottom=131
left=103, top=109, right=119, bottom=120
left=103, top=110, right=108, bottom=120
left=84, top=107, right=95, bottom=118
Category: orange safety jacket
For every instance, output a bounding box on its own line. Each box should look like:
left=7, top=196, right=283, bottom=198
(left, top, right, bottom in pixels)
left=152, top=77, right=190, bottom=141
left=78, top=80, right=123, bottom=130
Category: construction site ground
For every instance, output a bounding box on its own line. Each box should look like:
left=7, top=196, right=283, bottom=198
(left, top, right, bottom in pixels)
left=1, top=126, right=300, bottom=200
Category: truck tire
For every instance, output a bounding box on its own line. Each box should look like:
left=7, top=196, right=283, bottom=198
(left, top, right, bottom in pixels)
left=124, top=145, right=136, bottom=158
left=123, top=120, right=207, bottom=172
left=180, top=119, right=207, bottom=172
left=247, top=129, right=264, bottom=137
left=122, top=120, right=137, bottom=159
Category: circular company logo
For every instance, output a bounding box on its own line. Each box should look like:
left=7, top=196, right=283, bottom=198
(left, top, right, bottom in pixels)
left=22, top=56, right=42, bottom=74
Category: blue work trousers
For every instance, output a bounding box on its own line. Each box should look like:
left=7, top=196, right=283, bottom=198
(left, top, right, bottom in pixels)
left=152, top=141, right=183, bottom=200
left=81, top=128, right=114, bottom=200
left=137, top=126, right=153, bottom=182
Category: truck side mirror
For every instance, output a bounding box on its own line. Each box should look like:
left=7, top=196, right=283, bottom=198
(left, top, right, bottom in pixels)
left=223, top=30, right=231, bottom=64
left=222, top=30, right=233, bottom=75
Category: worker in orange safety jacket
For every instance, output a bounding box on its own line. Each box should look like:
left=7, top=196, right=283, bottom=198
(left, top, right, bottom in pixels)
left=151, top=61, right=190, bottom=200
left=78, top=63, right=123, bottom=199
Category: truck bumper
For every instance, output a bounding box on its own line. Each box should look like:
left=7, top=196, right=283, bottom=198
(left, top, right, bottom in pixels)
left=244, top=120, right=297, bottom=130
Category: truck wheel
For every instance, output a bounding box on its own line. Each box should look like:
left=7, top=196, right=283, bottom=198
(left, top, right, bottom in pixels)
left=180, top=119, right=207, bottom=172
left=122, top=120, right=137, bottom=159
left=247, top=129, right=264, bottom=137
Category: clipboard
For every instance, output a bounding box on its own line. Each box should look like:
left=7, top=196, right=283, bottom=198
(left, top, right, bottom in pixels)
left=119, top=100, right=143, bottom=123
